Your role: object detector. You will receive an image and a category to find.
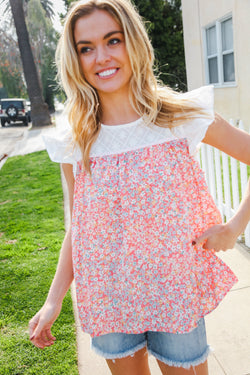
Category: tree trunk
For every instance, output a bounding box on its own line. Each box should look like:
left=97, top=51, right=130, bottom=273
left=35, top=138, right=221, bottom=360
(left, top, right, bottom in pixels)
left=9, top=0, right=51, bottom=127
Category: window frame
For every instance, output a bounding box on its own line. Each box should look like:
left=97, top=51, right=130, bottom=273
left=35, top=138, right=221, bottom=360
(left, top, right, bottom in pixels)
left=203, top=14, right=236, bottom=88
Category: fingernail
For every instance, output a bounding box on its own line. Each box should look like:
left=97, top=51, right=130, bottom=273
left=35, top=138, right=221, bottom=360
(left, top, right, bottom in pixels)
left=192, top=241, right=196, bottom=246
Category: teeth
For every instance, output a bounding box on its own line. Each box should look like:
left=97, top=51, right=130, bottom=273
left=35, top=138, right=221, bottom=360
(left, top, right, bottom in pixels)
left=98, top=69, right=117, bottom=77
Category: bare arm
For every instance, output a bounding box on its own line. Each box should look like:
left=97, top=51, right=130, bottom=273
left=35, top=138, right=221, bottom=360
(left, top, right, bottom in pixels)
left=29, top=163, right=75, bottom=348
left=194, top=114, right=250, bottom=251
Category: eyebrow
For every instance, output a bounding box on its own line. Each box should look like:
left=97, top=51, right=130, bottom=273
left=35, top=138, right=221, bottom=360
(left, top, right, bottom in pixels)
left=75, top=30, right=124, bottom=46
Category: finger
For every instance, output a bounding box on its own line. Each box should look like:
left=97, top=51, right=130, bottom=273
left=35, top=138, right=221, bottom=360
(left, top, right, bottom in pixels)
left=45, top=329, right=56, bottom=341
left=41, top=330, right=51, bottom=344
left=29, top=318, right=38, bottom=338
left=202, top=240, right=209, bottom=250
left=32, top=340, right=44, bottom=349
left=202, top=237, right=220, bottom=251
left=31, top=333, right=52, bottom=349
left=31, top=324, right=55, bottom=348
left=41, top=330, right=55, bottom=346
left=192, top=229, right=211, bottom=246
left=30, top=335, right=45, bottom=349
left=30, top=318, right=48, bottom=342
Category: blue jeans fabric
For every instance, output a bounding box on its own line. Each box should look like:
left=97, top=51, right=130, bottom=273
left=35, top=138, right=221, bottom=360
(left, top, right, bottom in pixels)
left=91, top=318, right=209, bottom=369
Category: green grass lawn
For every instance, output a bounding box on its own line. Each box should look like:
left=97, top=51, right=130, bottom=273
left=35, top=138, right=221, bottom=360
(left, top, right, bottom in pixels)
left=0, top=151, right=78, bottom=374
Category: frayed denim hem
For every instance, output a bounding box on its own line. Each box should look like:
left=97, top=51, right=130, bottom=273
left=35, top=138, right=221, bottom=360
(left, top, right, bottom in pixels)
left=148, top=345, right=211, bottom=370
left=91, top=340, right=147, bottom=360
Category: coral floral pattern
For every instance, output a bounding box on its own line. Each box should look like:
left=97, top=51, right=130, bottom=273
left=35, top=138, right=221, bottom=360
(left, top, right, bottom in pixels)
left=71, top=138, right=238, bottom=337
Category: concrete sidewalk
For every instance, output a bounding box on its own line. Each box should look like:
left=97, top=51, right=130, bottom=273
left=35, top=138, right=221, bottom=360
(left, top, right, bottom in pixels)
left=2, top=117, right=250, bottom=375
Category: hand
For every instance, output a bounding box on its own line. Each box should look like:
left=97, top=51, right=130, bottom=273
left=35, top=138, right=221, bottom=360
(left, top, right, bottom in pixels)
left=29, top=302, right=62, bottom=349
left=193, top=223, right=239, bottom=252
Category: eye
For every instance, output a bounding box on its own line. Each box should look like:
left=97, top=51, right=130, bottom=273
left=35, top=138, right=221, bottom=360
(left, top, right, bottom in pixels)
left=79, top=46, right=92, bottom=54
left=108, top=38, right=121, bottom=46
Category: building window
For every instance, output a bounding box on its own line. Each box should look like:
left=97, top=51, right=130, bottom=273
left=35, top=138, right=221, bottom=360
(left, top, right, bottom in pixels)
left=204, top=16, right=235, bottom=86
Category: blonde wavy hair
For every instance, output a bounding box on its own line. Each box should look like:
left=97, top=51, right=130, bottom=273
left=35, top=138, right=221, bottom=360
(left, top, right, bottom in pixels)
left=56, top=0, right=204, bottom=173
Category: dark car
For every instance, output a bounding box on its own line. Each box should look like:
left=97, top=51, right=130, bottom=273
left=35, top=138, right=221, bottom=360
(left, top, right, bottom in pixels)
left=0, top=98, right=29, bottom=127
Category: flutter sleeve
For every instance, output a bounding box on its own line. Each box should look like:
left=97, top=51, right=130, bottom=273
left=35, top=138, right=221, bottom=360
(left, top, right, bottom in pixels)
left=171, top=85, right=215, bottom=156
left=42, top=123, right=81, bottom=176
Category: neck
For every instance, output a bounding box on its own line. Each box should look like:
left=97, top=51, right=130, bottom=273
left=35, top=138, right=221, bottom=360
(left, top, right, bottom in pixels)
left=99, top=91, right=140, bottom=126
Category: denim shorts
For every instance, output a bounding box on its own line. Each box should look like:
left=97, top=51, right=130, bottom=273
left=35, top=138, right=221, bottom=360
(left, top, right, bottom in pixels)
left=91, top=318, right=209, bottom=369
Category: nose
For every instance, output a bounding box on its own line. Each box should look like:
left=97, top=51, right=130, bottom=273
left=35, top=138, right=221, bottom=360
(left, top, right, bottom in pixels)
left=95, top=46, right=111, bottom=65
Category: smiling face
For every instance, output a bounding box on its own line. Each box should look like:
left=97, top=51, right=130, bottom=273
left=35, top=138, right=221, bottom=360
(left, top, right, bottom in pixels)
left=74, top=9, right=133, bottom=100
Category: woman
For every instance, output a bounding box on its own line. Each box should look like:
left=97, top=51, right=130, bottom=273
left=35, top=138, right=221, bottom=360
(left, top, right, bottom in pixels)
left=29, top=1, right=250, bottom=374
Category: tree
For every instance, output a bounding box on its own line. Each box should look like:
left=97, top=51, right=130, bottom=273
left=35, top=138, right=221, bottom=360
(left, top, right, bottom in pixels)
left=0, top=22, right=26, bottom=98
left=9, top=0, right=51, bottom=126
left=132, top=0, right=187, bottom=90
left=1, top=0, right=55, bottom=19
left=39, top=0, right=54, bottom=18
left=62, top=0, right=71, bottom=11
left=1, top=0, right=58, bottom=112
left=26, top=0, right=58, bottom=111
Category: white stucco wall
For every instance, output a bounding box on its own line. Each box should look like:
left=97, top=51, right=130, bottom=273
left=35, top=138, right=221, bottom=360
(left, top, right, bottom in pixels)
left=182, top=0, right=250, bottom=130
left=181, top=0, right=204, bottom=89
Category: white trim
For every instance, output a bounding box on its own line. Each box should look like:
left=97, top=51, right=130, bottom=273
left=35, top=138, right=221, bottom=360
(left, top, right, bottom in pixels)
left=213, top=82, right=237, bottom=89
left=217, top=20, right=223, bottom=84
left=202, top=27, right=210, bottom=85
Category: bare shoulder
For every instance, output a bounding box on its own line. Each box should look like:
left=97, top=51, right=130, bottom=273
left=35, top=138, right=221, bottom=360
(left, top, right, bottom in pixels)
left=202, top=113, right=250, bottom=165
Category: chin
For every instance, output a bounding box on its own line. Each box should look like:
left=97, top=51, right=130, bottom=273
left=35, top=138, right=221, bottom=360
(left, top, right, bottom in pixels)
left=97, top=83, right=130, bottom=96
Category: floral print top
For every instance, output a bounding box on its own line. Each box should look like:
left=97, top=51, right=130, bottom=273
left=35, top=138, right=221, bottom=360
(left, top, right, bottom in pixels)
left=44, top=86, right=238, bottom=337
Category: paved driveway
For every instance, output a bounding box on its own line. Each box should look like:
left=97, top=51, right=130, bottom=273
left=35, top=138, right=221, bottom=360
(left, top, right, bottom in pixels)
left=0, top=124, right=28, bottom=160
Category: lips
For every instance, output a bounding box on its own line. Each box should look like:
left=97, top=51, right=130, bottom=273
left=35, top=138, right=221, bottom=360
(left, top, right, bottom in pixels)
left=96, top=68, right=119, bottom=78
